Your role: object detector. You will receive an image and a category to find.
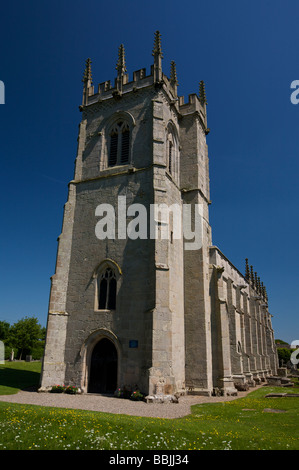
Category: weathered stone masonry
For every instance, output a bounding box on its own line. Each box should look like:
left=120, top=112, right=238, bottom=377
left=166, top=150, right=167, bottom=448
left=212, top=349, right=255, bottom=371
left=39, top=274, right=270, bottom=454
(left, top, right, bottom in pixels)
left=40, top=32, right=278, bottom=397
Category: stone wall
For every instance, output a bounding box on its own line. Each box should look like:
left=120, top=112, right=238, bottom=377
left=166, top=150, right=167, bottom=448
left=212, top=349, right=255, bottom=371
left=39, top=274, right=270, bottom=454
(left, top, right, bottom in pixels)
left=209, top=246, right=277, bottom=393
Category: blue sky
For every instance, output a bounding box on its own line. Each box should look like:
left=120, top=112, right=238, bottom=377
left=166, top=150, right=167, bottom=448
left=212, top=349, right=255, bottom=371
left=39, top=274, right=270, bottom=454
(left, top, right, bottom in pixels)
left=0, top=0, right=298, bottom=343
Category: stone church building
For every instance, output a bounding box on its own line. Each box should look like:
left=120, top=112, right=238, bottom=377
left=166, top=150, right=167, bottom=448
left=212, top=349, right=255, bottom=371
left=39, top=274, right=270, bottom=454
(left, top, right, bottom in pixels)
left=40, top=32, right=278, bottom=397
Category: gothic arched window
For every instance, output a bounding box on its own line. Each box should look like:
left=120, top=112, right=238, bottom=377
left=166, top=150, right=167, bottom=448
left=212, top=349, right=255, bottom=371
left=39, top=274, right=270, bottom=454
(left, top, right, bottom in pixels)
left=97, top=267, right=117, bottom=310
left=168, top=139, right=173, bottom=174
left=166, top=122, right=179, bottom=182
left=108, top=121, right=130, bottom=167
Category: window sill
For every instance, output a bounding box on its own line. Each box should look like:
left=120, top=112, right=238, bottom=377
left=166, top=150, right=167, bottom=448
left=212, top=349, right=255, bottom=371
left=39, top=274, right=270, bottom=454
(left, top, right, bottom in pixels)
left=100, top=164, right=134, bottom=177
left=94, top=309, right=116, bottom=313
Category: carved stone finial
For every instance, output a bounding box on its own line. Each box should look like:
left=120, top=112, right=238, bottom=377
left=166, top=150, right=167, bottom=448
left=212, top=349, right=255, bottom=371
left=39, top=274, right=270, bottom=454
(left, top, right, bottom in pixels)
left=250, top=266, right=255, bottom=288
left=170, top=61, right=178, bottom=85
left=199, top=80, right=207, bottom=105
left=82, top=58, right=92, bottom=85
left=152, top=30, right=163, bottom=57
left=245, top=258, right=250, bottom=281
left=257, top=277, right=261, bottom=294
left=82, top=58, right=93, bottom=105
left=116, top=44, right=127, bottom=76
left=254, top=272, right=258, bottom=291
left=152, top=31, right=163, bottom=84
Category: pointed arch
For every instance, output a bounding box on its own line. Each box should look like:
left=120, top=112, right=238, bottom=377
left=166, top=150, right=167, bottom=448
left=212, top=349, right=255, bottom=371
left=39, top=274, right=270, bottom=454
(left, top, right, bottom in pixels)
left=166, top=120, right=180, bottom=182
left=99, top=111, right=136, bottom=169
left=79, top=328, right=122, bottom=394
left=93, top=259, right=122, bottom=311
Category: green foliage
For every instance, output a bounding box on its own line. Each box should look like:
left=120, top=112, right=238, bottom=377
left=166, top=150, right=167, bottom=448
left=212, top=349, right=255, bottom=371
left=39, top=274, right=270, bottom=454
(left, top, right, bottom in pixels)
left=0, top=321, right=10, bottom=341
left=50, top=385, right=66, bottom=393
left=114, top=386, right=143, bottom=400
left=50, top=385, right=79, bottom=394
left=130, top=390, right=144, bottom=401
left=114, top=387, right=125, bottom=398
left=1, top=316, right=46, bottom=360
left=277, top=348, right=294, bottom=365
left=275, top=339, right=289, bottom=345
left=65, top=386, right=79, bottom=395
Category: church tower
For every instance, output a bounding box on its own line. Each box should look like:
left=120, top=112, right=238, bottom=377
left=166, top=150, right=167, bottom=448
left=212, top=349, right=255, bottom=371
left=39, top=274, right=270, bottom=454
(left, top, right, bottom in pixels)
left=40, top=31, right=277, bottom=397
left=40, top=31, right=212, bottom=396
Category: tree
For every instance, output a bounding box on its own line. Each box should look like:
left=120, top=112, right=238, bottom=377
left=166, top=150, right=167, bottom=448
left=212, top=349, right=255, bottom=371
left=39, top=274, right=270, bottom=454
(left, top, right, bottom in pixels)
left=277, top=348, right=294, bottom=367
left=0, top=321, right=10, bottom=341
left=9, top=316, right=44, bottom=360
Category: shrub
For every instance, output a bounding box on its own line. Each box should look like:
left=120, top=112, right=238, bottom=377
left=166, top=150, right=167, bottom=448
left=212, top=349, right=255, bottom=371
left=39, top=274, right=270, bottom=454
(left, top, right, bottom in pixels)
left=130, top=390, right=144, bottom=401
left=114, top=387, right=125, bottom=398
left=277, top=348, right=294, bottom=366
left=65, top=386, right=78, bottom=395
left=50, top=385, right=66, bottom=393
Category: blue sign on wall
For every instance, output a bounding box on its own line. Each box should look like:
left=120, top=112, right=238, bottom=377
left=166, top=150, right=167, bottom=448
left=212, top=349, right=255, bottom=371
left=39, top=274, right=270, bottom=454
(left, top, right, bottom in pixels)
left=129, top=340, right=138, bottom=348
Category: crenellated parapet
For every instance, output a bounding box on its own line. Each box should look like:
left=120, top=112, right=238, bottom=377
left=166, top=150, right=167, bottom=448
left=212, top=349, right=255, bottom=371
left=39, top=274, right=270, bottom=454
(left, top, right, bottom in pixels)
left=79, top=30, right=208, bottom=131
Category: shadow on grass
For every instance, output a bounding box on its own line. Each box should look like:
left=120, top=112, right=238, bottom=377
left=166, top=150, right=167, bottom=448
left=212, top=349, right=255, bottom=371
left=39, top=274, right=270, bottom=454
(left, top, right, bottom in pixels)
left=0, top=366, right=40, bottom=393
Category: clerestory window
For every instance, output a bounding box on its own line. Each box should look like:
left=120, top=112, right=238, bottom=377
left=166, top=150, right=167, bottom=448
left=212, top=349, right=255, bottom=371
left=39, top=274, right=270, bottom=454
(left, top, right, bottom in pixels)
left=97, top=267, right=117, bottom=310
left=168, top=140, right=173, bottom=174
left=108, top=121, right=130, bottom=167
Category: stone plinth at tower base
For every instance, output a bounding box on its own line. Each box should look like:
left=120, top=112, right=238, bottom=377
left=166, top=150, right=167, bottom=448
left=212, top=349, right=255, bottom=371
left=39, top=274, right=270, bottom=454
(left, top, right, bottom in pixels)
left=145, top=394, right=181, bottom=404
left=186, top=388, right=212, bottom=397
left=218, top=377, right=238, bottom=396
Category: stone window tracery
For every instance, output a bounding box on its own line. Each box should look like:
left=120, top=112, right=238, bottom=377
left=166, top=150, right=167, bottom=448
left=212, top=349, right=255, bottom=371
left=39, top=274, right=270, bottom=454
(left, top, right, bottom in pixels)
left=166, top=122, right=179, bottom=183
left=108, top=120, right=130, bottom=167
left=97, top=267, right=117, bottom=310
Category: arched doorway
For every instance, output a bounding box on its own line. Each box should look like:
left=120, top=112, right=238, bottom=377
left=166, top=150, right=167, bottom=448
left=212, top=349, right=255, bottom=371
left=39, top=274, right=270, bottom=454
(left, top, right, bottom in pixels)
left=88, top=338, right=117, bottom=394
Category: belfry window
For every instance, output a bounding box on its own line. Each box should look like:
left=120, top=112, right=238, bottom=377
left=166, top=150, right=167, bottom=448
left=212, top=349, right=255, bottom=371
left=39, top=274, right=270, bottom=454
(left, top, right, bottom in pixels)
left=108, top=121, right=130, bottom=166
left=109, top=131, right=118, bottom=166
left=98, top=268, right=117, bottom=310
left=166, top=123, right=179, bottom=183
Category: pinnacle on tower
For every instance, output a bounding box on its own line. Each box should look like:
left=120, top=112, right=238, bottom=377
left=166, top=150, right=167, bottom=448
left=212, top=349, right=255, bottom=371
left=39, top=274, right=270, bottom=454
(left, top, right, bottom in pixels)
left=116, top=44, right=127, bottom=76
left=261, top=282, right=265, bottom=299
left=152, top=30, right=163, bottom=84
left=199, top=80, right=208, bottom=105
left=82, top=58, right=92, bottom=85
left=254, top=272, right=258, bottom=292
left=152, top=30, right=163, bottom=57
left=245, top=258, right=250, bottom=281
left=257, top=276, right=261, bottom=294
left=170, top=60, right=178, bottom=97
left=250, top=266, right=255, bottom=288
left=170, top=61, right=178, bottom=85
left=114, top=44, right=127, bottom=96
left=82, top=58, right=93, bottom=105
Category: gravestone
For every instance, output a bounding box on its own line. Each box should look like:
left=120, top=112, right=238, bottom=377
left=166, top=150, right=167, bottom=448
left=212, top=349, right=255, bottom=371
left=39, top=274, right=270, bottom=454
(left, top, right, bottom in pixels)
left=0, top=341, right=4, bottom=364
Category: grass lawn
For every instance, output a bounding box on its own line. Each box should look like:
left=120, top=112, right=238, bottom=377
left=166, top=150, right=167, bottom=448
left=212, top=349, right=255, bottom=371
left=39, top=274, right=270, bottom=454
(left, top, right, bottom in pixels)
left=0, top=362, right=298, bottom=450
left=0, top=361, right=41, bottom=395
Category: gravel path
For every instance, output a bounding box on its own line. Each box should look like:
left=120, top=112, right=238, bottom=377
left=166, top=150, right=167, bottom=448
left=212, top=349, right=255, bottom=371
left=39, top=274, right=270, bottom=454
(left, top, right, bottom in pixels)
left=0, top=388, right=259, bottom=419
